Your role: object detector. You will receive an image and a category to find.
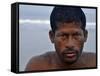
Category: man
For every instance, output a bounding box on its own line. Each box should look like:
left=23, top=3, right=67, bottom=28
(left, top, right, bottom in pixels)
left=25, top=6, right=96, bottom=71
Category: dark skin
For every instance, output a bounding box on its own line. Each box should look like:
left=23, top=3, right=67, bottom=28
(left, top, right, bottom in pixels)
left=25, top=22, right=96, bottom=71
left=49, top=22, right=88, bottom=64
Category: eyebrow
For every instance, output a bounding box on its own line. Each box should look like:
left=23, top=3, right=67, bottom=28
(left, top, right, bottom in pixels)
left=58, top=30, right=82, bottom=34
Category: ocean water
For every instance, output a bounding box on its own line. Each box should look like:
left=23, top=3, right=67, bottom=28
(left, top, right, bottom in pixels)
left=19, top=23, right=96, bottom=71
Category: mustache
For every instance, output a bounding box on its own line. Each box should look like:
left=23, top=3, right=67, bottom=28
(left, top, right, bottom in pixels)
left=62, top=48, right=78, bottom=54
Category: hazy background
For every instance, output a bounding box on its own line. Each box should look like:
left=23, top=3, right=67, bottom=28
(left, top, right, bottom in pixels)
left=19, top=5, right=96, bottom=71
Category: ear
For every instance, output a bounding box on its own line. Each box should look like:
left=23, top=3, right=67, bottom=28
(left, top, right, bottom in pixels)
left=49, top=30, right=55, bottom=43
left=84, top=30, right=88, bottom=42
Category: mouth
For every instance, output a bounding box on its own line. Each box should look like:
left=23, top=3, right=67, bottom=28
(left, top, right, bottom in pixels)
left=63, top=52, right=76, bottom=58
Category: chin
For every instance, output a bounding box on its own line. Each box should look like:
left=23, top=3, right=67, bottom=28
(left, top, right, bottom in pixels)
left=64, top=60, right=78, bottom=64
left=63, top=57, right=78, bottom=64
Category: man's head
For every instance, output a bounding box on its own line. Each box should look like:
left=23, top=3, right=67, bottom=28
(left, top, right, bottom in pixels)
left=49, top=6, right=88, bottom=64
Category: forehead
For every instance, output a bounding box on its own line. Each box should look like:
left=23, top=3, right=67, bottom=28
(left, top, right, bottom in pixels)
left=56, top=22, right=83, bottom=33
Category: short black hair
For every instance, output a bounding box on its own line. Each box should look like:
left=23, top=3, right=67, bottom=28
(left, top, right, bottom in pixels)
left=50, top=6, right=86, bottom=32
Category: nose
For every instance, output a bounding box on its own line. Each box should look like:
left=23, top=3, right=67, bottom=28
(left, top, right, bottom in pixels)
left=65, top=36, right=75, bottom=48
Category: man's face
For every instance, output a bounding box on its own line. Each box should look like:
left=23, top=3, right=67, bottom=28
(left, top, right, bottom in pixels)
left=49, top=22, right=88, bottom=64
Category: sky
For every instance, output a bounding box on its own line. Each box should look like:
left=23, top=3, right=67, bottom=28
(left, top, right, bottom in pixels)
left=19, top=4, right=96, bottom=29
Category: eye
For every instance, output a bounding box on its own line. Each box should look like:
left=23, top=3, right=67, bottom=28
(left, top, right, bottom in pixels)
left=56, top=33, right=68, bottom=39
left=58, top=34, right=65, bottom=38
left=73, top=32, right=82, bottom=40
left=61, top=34, right=66, bottom=37
left=73, top=33, right=81, bottom=36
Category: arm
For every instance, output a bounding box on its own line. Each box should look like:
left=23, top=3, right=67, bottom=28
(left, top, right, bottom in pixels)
left=25, top=55, right=50, bottom=71
left=81, top=52, right=96, bottom=67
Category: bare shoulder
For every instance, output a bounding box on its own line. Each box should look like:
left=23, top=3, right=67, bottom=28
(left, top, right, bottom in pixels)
left=82, top=52, right=96, bottom=59
left=81, top=52, right=96, bottom=67
left=25, top=51, right=55, bottom=71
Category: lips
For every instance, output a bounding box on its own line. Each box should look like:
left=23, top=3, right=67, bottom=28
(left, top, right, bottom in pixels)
left=63, top=52, right=76, bottom=58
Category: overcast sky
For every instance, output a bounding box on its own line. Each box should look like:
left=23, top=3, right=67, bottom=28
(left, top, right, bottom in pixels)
left=19, top=5, right=96, bottom=22
left=19, top=4, right=96, bottom=29
left=19, top=5, right=53, bottom=20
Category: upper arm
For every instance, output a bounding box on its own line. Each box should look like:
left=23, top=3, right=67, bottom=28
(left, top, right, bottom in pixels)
left=82, top=52, right=96, bottom=67
left=25, top=55, right=50, bottom=71
left=25, top=57, right=38, bottom=71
